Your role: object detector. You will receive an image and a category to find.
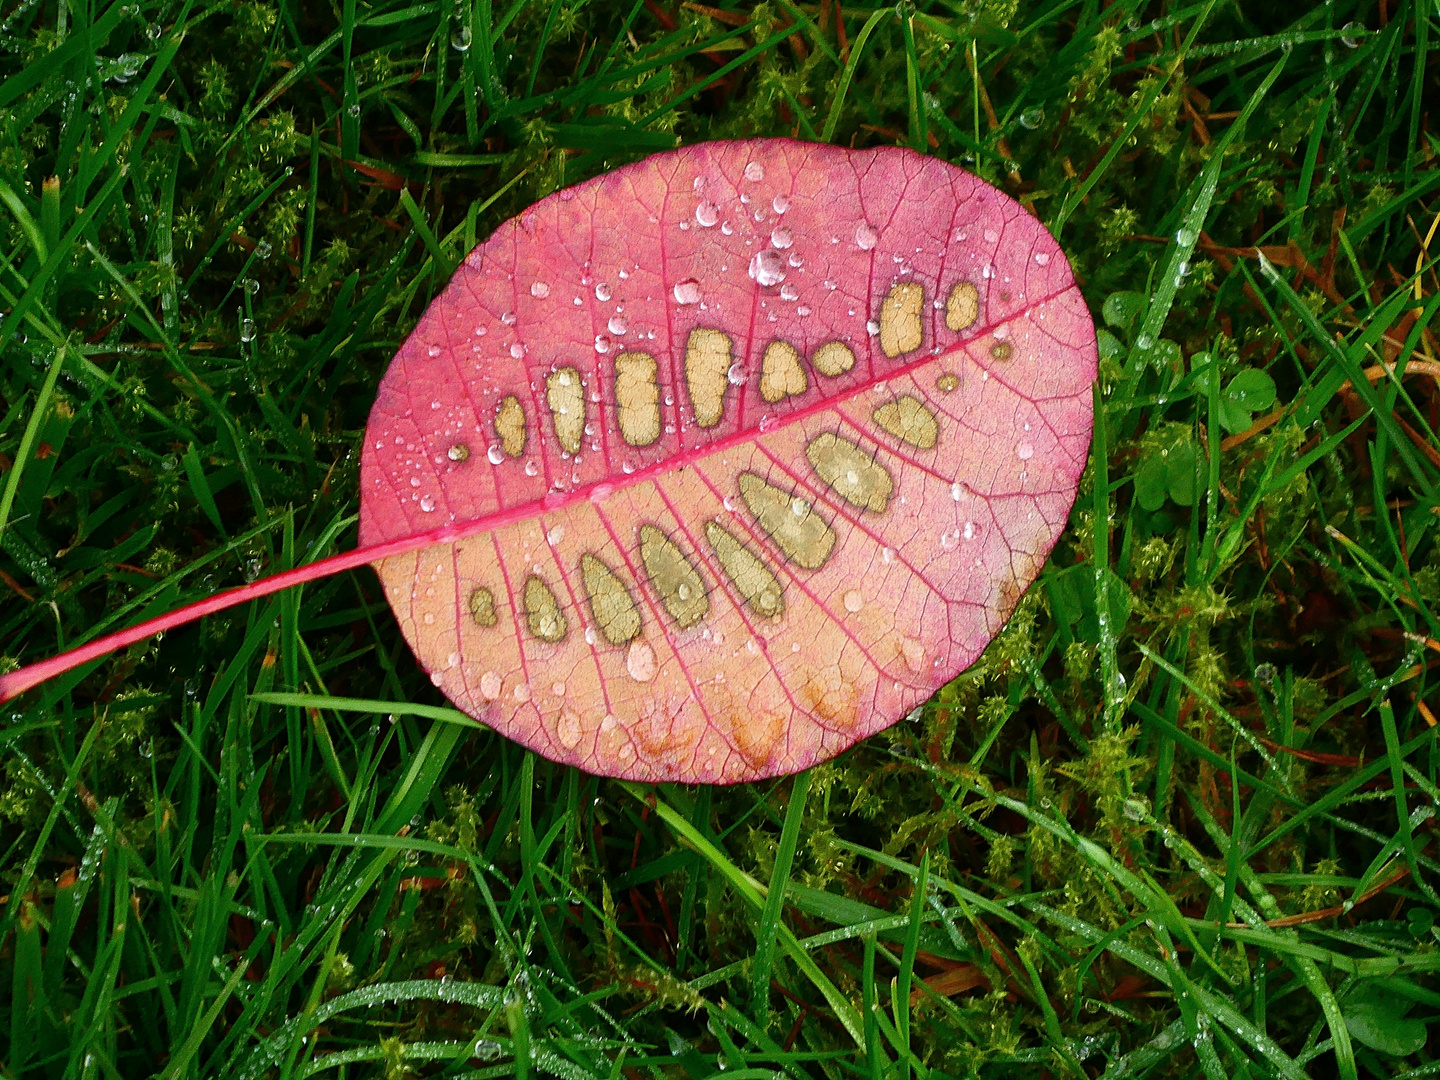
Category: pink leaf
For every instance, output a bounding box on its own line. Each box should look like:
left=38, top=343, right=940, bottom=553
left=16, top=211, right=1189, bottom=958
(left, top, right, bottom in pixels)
left=360, top=139, right=1095, bottom=782
left=0, top=140, right=1093, bottom=782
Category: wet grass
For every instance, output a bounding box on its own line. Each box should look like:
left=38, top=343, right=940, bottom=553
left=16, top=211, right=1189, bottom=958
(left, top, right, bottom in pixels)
left=2, top=0, right=1440, bottom=1077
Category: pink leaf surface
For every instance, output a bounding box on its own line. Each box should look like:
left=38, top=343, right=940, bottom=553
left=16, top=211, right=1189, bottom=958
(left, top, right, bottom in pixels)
left=360, top=139, right=1096, bottom=783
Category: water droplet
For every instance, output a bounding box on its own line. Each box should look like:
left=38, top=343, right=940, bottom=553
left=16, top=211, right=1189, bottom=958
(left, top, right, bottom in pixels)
left=726, top=362, right=748, bottom=386
left=983, top=228, right=999, bottom=243
left=420, top=494, right=437, bottom=512
left=744, top=161, right=765, bottom=181
left=551, top=681, right=566, bottom=697
left=790, top=497, right=808, bottom=517
left=524, top=460, right=539, bottom=476
left=256, top=240, right=273, bottom=259
left=487, top=445, right=505, bottom=464
left=501, top=310, right=517, bottom=325
left=779, top=283, right=799, bottom=301
left=451, top=25, right=472, bottom=50
left=547, top=525, right=564, bottom=545
left=510, top=342, right=525, bottom=358
left=1340, top=21, right=1362, bottom=47
left=1175, top=227, right=1197, bottom=247
left=770, top=224, right=793, bottom=249
left=855, top=222, right=878, bottom=250
left=866, top=319, right=880, bottom=336
left=696, top=201, right=719, bottom=227
left=595, top=282, right=612, bottom=301
left=448, top=443, right=469, bottom=462
left=514, top=682, right=532, bottom=702
left=594, top=334, right=612, bottom=354
left=239, top=318, right=256, bottom=343
left=627, top=640, right=657, bottom=682
left=346, top=102, right=360, bottom=118
left=608, top=314, right=628, bottom=335
left=1034, top=251, right=1050, bottom=266
left=673, top=279, right=701, bottom=305
left=720, top=220, right=734, bottom=235
left=677, top=582, right=693, bottom=601
left=749, top=249, right=785, bottom=287
left=1016, top=442, right=1034, bottom=460
left=531, top=281, right=550, bottom=298
left=940, top=529, right=960, bottom=550
left=843, top=590, right=864, bottom=613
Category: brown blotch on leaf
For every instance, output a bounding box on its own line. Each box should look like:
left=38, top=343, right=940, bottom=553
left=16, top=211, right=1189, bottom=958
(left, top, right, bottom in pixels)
left=580, top=553, right=642, bottom=645
left=879, top=282, right=924, bottom=358
left=811, top=340, right=855, bottom=377
left=523, top=574, right=567, bottom=643
left=990, top=342, right=1013, bottom=361
left=759, top=340, right=808, bottom=403
left=946, top=282, right=979, bottom=331
left=613, top=351, right=661, bottom=447
left=495, top=395, right=527, bottom=458
left=872, top=396, right=939, bottom=450
left=704, top=520, right=784, bottom=618
left=638, top=525, right=709, bottom=628
left=737, top=472, right=836, bottom=570
left=805, top=433, right=893, bottom=513
left=546, top=367, right=586, bottom=454
left=732, top=709, right=785, bottom=769
left=468, top=586, right=498, bottom=628
left=685, top=328, right=732, bottom=428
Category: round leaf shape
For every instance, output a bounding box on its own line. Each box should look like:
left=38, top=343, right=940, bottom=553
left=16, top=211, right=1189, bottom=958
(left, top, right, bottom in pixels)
left=359, top=139, right=1097, bottom=783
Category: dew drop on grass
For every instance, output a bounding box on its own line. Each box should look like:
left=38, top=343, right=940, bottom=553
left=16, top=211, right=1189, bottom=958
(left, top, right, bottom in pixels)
left=451, top=25, right=472, bottom=50
left=1019, top=106, right=1045, bottom=129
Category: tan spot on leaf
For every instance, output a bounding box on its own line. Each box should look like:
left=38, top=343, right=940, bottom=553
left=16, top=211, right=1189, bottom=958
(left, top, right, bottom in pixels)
left=523, top=574, right=567, bottom=643
left=685, top=327, right=732, bottom=428
left=614, top=351, right=661, bottom=447
left=494, top=395, right=526, bottom=458
left=872, top=395, right=938, bottom=450
left=936, top=373, right=960, bottom=392
left=638, top=524, right=709, bottom=628
left=468, top=585, right=498, bottom=628
left=805, top=433, right=893, bottom=513
left=811, top=340, right=855, bottom=377
left=879, top=282, right=924, bottom=358
left=946, top=282, right=979, bottom=331
left=732, top=709, right=785, bottom=769
left=737, top=472, right=836, bottom=570
left=803, top=667, right=859, bottom=730
left=580, top=553, right=641, bottom=645
left=759, top=340, right=808, bottom=403
left=545, top=367, right=585, bottom=454
left=990, top=342, right=1013, bottom=361
left=704, top=519, right=784, bottom=618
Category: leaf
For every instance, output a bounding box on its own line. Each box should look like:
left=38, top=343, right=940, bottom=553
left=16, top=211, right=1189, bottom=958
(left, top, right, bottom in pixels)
left=1134, top=454, right=1169, bottom=512
left=1218, top=368, right=1277, bottom=433
left=1343, top=982, right=1427, bottom=1057
left=1, top=140, right=1097, bottom=784
left=358, top=140, right=1096, bottom=782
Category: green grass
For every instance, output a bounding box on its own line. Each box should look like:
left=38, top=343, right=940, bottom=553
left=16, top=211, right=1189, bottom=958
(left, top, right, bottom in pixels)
left=2, top=0, right=1439, bottom=1076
